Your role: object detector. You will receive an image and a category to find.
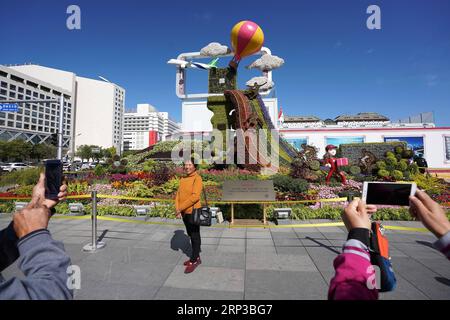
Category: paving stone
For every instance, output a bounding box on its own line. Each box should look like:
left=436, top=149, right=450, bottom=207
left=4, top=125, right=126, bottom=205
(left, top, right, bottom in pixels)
left=246, top=231, right=272, bottom=239
left=392, top=257, right=450, bottom=299
left=275, top=246, right=308, bottom=255
left=191, top=252, right=246, bottom=269
left=273, top=238, right=303, bottom=247
left=246, top=239, right=274, bottom=247
left=245, top=270, right=327, bottom=300
left=221, top=229, right=247, bottom=238
left=219, top=238, right=246, bottom=246
left=379, top=273, right=430, bottom=300
left=246, top=253, right=317, bottom=272
left=163, top=266, right=245, bottom=292
left=155, top=287, right=244, bottom=300
left=217, top=245, right=246, bottom=253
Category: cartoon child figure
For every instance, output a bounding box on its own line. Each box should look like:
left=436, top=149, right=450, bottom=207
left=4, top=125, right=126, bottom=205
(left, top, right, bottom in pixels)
left=323, top=144, right=347, bottom=185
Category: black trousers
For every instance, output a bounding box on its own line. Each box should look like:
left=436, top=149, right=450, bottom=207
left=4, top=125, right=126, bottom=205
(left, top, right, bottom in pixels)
left=182, top=213, right=201, bottom=262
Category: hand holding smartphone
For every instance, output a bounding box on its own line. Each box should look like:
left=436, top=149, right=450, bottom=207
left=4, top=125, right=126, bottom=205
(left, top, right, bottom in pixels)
left=45, top=159, right=63, bottom=200
left=362, top=181, right=417, bottom=206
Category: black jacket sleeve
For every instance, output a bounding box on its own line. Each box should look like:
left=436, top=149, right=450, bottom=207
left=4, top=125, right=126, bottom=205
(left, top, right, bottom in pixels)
left=0, top=222, right=19, bottom=272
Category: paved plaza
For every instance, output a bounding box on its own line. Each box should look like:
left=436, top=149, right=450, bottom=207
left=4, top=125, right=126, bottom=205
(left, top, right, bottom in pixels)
left=1, top=215, right=449, bottom=300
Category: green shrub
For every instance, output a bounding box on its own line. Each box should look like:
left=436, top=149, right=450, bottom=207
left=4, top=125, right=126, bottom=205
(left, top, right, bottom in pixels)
left=12, top=185, right=34, bottom=196
left=68, top=181, right=89, bottom=195
left=349, top=166, right=361, bottom=175
left=412, top=173, right=447, bottom=195
left=394, top=146, right=404, bottom=154
left=403, top=171, right=411, bottom=180
left=143, top=159, right=158, bottom=172
left=402, top=150, right=414, bottom=159
left=148, top=203, right=176, bottom=219
left=385, top=151, right=395, bottom=158
left=0, top=168, right=41, bottom=187
left=309, top=160, right=321, bottom=171
left=385, top=156, right=397, bottom=166
left=378, top=169, right=390, bottom=178
left=151, top=178, right=180, bottom=196
left=97, top=205, right=135, bottom=216
left=409, top=163, right=419, bottom=175
left=397, top=160, right=408, bottom=171
left=376, top=160, right=387, bottom=170
left=94, top=165, right=107, bottom=176
left=0, top=201, right=15, bottom=213
left=391, top=170, right=404, bottom=181
left=372, top=208, right=412, bottom=221
left=126, top=181, right=154, bottom=198
left=272, top=175, right=308, bottom=193
left=55, top=202, right=70, bottom=214
left=267, top=205, right=426, bottom=221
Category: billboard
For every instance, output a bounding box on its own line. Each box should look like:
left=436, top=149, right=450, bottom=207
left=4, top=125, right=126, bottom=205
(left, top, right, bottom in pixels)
left=148, top=130, right=158, bottom=147
left=325, top=136, right=364, bottom=147
left=384, top=136, right=424, bottom=157
left=285, top=138, right=308, bottom=151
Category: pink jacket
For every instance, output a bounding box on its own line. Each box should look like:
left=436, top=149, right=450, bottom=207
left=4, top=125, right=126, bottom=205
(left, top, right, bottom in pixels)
left=328, top=239, right=378, bottom=300
left=329, top=230, right=450, bottom=300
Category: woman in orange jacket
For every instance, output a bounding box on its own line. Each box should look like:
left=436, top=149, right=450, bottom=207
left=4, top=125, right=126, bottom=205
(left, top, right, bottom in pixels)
left=175, top=159, right=203, bottom=274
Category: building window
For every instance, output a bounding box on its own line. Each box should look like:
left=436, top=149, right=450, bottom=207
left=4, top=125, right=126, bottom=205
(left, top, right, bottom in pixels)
left=445, top=136, right=450, bottom=161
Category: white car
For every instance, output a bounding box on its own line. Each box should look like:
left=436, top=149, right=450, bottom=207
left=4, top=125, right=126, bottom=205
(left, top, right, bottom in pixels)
left=1, top=162, right=30, bottom=172
left=80, top=163, right=91, bottom=170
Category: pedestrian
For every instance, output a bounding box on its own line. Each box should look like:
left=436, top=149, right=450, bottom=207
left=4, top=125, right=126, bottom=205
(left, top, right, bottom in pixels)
left=175, top=158, right=203, bottom=274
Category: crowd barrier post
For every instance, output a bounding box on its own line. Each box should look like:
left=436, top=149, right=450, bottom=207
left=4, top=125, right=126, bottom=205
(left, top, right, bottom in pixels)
left=83, top=190, right=106, bottom=252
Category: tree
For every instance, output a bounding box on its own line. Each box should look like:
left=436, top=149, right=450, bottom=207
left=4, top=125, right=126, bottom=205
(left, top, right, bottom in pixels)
left=31, top=143, right=56, bottom=161
left=76, top=145, right=93, bottom=162
left=0, top=140, right=33, bottom=162
left=103, top=146, right=117, bottom=159
left=90, top=145, right=103, bottom=163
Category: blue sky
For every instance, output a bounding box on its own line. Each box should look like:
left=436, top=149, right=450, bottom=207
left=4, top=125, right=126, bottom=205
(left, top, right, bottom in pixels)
left=1, top=0, right=449, bottom=125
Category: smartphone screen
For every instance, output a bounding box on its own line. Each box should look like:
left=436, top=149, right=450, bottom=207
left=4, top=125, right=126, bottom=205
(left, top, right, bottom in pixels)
left=45, top=159, right=62, bottom=200
left=366, top=182, right=413, bottom=206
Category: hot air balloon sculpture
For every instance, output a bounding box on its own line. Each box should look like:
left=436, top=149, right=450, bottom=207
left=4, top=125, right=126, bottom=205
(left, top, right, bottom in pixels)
left=229, top=20, right=264, bottom=70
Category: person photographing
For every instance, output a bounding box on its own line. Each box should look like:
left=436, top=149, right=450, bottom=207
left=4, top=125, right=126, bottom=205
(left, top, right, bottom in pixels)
left=0, top=173, right=71, bottom=299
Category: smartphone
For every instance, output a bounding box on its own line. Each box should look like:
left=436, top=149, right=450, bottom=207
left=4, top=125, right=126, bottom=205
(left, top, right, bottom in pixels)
left=45, top=159, right=63, bottom=200
left=362, top=182, right=417, bottom=206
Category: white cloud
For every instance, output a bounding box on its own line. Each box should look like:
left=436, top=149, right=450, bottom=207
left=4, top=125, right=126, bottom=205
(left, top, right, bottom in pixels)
left=246, top=76, right=274, bottom=91
left=200, top=42, right=231, bottom=57
left=246, top=54, right=284, bottom=71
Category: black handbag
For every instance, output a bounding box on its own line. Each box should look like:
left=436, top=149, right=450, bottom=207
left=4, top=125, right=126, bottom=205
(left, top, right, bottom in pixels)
left=191, top=178, right=212, bottom=227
